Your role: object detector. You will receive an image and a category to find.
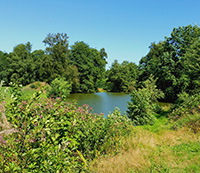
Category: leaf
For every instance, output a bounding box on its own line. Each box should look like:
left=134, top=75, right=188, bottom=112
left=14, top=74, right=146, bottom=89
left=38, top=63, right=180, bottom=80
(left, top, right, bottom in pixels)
left=77, top=150, right=87, bottom=167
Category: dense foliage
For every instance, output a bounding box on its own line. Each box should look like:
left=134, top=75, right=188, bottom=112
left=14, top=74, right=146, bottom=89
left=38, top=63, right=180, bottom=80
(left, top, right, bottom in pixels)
left=170, top=92, right=200, bottom=120
left=0, top=25, right=200, bottom=101
left=106, top=60, right=138, bottom=92
left=0, top=85, right=132, bottom=172
left=127, top=76, right=164, bottom=125
left=0, top=24, right=200, bottom=172
left=138, top=25, right=200, bottom=102
left=69, top=41, right=107, bottom=92
left=0, top=34, right=107, bottom=93
left=47, top=77, right=72, bottom=100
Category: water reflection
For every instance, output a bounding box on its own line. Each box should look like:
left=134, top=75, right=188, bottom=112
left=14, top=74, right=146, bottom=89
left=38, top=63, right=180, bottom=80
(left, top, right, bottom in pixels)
left=67, top=92, right=131, bottom=116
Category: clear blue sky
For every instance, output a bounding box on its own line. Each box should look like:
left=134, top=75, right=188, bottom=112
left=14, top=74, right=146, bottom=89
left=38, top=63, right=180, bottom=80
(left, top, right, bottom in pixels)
left=0, top=0, right=200, bottom=68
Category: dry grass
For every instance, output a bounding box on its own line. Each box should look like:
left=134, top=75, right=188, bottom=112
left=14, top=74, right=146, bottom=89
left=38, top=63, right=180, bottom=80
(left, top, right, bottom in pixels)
left=89, top=128, right=200, bottom=173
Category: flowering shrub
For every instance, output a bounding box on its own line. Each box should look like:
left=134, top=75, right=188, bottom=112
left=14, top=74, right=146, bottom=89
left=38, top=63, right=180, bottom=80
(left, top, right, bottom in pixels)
left=0, top=84, right=133, bottom=172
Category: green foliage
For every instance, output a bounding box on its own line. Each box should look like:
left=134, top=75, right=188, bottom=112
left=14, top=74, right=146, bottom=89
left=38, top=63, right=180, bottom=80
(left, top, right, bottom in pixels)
left=65, top=64, right=80, bottom=93
left=0, top=85, right=132, bottom=172
left=69, top=41, right=107, bottom=93
left=6, top=43, right=37, bottom=86
left=0, top=81, right=6, bottom=101
left=127, top=76, right=164, bottom=125
left=183, top=41, right=200, bottom=94
left=0, top=51, right=10, bottom=84
left=47, top=77, right=72, bottom=100
left=138, top=25, right=200, bottom=102
left=169, top=92, right=200, bottom=132
left=169, top=92, right=200, bottom=119
left=106, top=60, right=138, bottom=92
left=42, top=33, right=69, bottom=81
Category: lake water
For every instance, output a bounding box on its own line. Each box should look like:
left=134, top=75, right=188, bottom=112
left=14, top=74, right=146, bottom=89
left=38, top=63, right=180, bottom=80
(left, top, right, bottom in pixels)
left=67, top=92, right=131, bottom=116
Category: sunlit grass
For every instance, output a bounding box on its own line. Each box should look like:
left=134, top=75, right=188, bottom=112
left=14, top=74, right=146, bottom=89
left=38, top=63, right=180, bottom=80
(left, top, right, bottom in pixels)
left=89, top=120, right=200, bottom=173
left=1, top=82, right=48, bottom=103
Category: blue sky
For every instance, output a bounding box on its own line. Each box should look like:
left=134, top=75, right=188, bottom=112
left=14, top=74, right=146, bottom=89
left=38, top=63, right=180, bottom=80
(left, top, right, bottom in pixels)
left=0, top=0, right=200, bottom=68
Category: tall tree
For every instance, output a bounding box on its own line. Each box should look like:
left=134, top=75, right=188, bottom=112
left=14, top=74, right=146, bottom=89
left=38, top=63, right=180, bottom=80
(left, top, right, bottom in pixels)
left=138, top=25, right=200, bottom=102
left=183, top=41, right=200, bottom=94
left=6, top=42, right=36, bottom=85
left=69, top=41, right=107, bottom=92
left=107, top=60, right=138, bottom=92
left=43, top=33, right=69, bottom=80
left=0, top=51, right=9, bottom=84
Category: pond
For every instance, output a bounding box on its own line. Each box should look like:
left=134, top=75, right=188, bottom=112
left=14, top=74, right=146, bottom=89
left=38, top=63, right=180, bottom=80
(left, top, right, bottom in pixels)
left=67, top=92, right=131, bottom=117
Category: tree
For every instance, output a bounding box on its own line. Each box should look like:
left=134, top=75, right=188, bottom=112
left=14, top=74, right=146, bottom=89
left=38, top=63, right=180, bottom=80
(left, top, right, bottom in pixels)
left=65, top=64, right=80, bottom=93
left=106, top=60, right=138, bottom=92
left=183, top=41, right=200, bottom=94
left=47, top=77, right=72, bottom=100
left=127, top=76, right=164, bottom=125
left=6, top=42, right=36, bottom=85
left=43, top=33, right=69, bottom=80
left=0, top=51, right=9, bottom=84
left=38, top=55, right=56, bottom=83
left=31, top=49, right=45, bottom=81
left=138, top=25, right=200, bottom=102
left=69, top=41, right=107, bottom=92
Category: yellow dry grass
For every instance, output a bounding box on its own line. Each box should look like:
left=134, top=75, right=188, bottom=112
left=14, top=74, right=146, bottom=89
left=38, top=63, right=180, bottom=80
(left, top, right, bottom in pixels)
left=89, top=128, right=200, bottom=173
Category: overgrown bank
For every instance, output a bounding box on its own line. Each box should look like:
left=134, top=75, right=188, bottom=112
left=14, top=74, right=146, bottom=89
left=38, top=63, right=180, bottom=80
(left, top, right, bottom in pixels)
left=90, top=89, right=200, bottom=172
left=0, top=84, right=133, bottom=172
left=0, top=24, right=200, bottom=172
left=90, top=126, right=200, bottom=172
left=0, top=80, right=200, bottom=172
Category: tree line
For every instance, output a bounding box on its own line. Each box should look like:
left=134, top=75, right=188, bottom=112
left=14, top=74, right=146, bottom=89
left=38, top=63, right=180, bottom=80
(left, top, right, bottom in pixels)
left=0, top=33, right=108, bottom=93
left=0, top=24, right=200, bottom=102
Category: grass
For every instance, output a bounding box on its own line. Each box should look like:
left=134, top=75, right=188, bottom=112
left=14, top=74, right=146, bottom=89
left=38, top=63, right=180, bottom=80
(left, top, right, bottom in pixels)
left=89, top=105, right=200, bottom=173
left=1, top=84, right=199, bottom=172
left=0, top=82, right=48, bottom=103
left=89, top=127, right=200, bottom=173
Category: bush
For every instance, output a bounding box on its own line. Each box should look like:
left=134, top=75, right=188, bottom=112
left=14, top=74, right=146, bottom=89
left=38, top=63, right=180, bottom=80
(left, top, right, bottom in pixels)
left=0, top=85, right=133, bottom=172
left=169, top=92, right=200, bottom=120
left=0, top=81, right=8, bottom=101
left=172, top=113, right=200, bottom=133
left=47, top=77, right=72, bottom=100
left=169, top=92, right=200, bottom=132
left=127, top=76, right=164, bottom=125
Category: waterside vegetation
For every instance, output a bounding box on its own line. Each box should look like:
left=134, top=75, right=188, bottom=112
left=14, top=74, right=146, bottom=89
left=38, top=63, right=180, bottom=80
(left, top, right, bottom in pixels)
left=0, top=24, right=200, bottom=172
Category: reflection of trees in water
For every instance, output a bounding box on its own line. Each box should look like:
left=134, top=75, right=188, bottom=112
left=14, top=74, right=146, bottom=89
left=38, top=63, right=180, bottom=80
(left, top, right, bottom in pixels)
left=67, top=92, right=131, bottom=116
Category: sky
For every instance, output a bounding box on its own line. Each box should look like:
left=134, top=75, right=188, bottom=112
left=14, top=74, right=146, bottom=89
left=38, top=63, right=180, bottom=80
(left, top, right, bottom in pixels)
left=0, top=0, right=200, bottom=68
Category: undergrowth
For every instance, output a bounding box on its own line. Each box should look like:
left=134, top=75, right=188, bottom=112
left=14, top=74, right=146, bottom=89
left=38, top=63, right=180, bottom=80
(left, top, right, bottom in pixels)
left=1, top=82, right=200, bottom=172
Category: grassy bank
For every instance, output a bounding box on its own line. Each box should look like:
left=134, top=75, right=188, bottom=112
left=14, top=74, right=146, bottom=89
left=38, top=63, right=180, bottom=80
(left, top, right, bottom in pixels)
left=89, top=115, right=200, bottom=172
left=0, top=83, right=200, bottom=172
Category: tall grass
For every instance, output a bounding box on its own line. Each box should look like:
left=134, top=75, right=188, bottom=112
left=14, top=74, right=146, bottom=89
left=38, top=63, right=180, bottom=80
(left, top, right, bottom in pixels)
left=90, top=126, right=200, bottom=173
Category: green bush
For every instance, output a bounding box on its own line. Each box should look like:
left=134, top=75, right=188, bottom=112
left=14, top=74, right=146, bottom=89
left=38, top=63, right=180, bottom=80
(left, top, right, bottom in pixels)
left=47, top=77, right=72, bottom=100
left=169, top=92, right=200, bottom=120
left=169, top=92, right=200, bottom=132
left=0, top=85, right=133, bottom=172
left=0, top=81, right=7, bottom=101
left=127, top=76, right=164, bottom=125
